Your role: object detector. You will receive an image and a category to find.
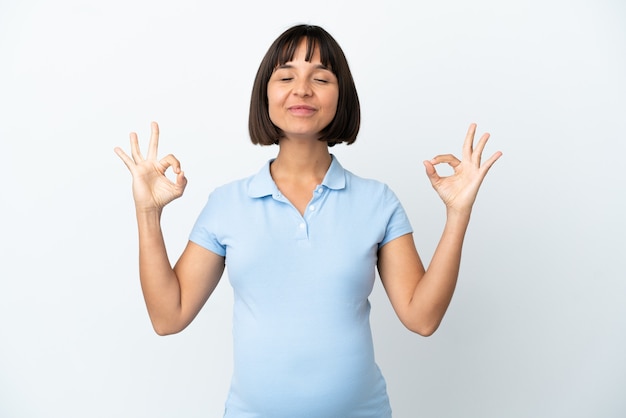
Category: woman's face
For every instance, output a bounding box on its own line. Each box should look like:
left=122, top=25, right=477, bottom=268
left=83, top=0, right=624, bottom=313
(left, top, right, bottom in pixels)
left=267, top=39, right=339, bottom=142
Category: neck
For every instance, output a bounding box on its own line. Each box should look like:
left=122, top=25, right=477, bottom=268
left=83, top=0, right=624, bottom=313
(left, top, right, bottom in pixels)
left=271, top=138, right=332, bottom=182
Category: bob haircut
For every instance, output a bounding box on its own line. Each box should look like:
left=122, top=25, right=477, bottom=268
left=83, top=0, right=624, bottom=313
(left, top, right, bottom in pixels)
left=249, top=24, right=360, bottom=147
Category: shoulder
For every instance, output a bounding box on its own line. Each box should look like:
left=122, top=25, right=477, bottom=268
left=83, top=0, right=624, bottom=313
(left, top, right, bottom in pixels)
left=342, top=167, right=397, bottom=201
left=209, top=176, right=252, bottom=199
left=207, top=159, right=272, bottom=202
left=192, top=174, right=255, bottom=235
left=194, top=177, right=253, bottom=223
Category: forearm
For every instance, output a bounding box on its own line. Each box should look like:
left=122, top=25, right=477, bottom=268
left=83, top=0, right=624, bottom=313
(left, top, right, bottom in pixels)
left=136, top=209, right=183, bottom=334
left=409, top=209, right=471, bottom=334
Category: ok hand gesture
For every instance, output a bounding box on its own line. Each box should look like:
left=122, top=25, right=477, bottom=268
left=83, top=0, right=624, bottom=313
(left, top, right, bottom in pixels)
left=114, top=122, right=187, bottom=212
left=424, top=123, right=502, bottom=215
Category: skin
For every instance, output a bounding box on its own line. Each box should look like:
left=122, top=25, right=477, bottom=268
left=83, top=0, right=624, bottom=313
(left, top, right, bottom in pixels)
left=114, top=41, right=502, bottom=337
left=378, top=124, right=501, bottom=335
left=266, top=40, right=340, bottom=215
left=267, top=44, right=339, bottom=144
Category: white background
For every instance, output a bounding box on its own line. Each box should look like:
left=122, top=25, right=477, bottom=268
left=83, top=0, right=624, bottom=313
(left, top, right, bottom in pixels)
left=1, top=0, right=625, bottom=417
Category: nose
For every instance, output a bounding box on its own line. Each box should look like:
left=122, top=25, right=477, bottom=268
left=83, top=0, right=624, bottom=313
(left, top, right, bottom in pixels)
left=293, top=79, right=312, bottom=97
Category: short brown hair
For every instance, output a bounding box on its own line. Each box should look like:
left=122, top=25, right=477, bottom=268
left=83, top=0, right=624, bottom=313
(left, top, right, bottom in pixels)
left=249, top=25, right=360, bottom=147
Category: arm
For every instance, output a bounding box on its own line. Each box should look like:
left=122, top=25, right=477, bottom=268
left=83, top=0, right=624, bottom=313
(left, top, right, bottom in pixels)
left=378, top=123, right=501, bottom=336
left=115, top=122, right=225, bottom=336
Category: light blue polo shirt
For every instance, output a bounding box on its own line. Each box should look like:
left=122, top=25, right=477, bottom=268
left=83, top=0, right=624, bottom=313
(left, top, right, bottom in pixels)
left=190, top=155, right=413, bottom=418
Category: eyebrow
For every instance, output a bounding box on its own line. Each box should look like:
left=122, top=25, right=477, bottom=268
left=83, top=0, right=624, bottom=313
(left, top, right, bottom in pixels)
left=276, top=63, right=331, bottom=71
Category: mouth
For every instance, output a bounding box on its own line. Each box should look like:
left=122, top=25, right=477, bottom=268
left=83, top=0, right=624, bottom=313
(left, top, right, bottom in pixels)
left=288, top=105, right=317, bottom=115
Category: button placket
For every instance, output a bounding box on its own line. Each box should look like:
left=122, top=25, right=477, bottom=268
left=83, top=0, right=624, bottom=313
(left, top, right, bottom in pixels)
left=295, top=220, right=308, bottom=240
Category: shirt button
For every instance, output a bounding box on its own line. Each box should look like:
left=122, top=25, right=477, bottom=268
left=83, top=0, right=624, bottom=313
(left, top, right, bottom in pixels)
left=299, top=223, right=306, bottom=229
left=309, top=205, right=316, bottom=211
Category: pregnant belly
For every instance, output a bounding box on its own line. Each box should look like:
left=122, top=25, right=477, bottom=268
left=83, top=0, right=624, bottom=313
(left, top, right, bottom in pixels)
left=226, top=329, right=389, bottom=417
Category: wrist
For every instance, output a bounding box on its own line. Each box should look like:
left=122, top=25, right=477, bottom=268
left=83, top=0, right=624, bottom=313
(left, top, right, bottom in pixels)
left=135, top=206, right=163, bottom=223
left=445, top=206, right=472, bottom=224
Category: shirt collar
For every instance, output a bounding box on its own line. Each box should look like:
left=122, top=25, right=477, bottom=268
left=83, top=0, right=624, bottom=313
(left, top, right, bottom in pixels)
left=247, top=154, right=346, bottom=198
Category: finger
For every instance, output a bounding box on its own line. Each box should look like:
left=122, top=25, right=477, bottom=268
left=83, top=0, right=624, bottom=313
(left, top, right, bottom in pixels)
left=423, top=160, right=441, bottom=184
left=479, top=151, right=503, bottom=174
left=430, top=154, right=461, bottom=168
left=113, top=146, right=137, bottom=174
left=472, top=132, right=491, bottom=166
left=161, top=154, right=187, bottom=190
left=176, top=170, right=188, bottom=188
left=129, top=132, right=144, bottom=162
left=159, top=153, right=182, bottom=173
left=147, top=121, right=159, bottom=160
left=462, top=123, right=477, bottom=161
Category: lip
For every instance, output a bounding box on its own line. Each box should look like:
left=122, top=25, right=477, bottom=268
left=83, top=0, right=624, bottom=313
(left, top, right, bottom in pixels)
left=288, top=105, right=317, bottom=115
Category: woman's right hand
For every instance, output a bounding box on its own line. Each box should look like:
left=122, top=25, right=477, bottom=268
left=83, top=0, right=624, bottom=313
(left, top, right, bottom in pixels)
left=114, top=121, right=187, bottom=212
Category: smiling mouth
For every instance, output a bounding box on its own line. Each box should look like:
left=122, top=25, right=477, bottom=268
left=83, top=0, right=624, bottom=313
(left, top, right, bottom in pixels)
left=288, top=105, right=317, bottom=116
left=289, top=105, right=316, bottom=111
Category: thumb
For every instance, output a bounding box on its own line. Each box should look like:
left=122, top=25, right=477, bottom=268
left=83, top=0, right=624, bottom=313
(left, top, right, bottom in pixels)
left=176, top=170, right=188, bottom=188
left=423, top=160, right=439, bottom=183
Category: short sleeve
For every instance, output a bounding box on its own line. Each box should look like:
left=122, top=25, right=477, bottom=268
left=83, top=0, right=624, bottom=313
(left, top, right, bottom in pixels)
left=189, top=191, right=227, bottom=257
left=379, top=185, right=413, bottom=248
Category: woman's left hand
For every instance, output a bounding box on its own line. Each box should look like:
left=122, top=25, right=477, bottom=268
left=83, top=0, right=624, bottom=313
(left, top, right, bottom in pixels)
left=424, top=123, right=502, bottom=215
